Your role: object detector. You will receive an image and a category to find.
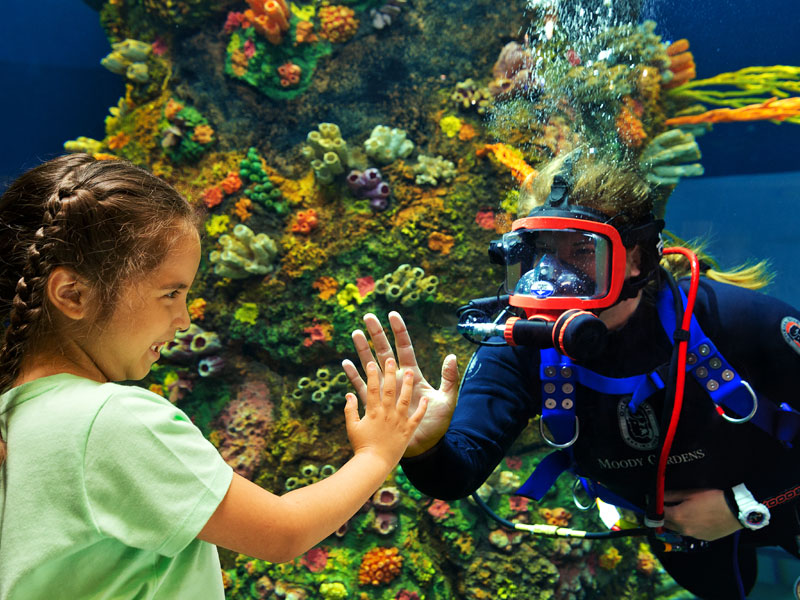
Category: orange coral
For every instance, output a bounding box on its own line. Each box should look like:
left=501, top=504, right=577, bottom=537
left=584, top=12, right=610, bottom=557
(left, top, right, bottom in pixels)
left=358, top=547, right=403, bottom=586
left=291, top=209, right=319, bottom=234
left=476, top=143, right=537, bottom=184
left=245, top=0, right=290, bottom=45
left=665, top=96, right=800, bottom=125
left=319, top=5, right=359, bottom=43
left=164, top=98, right=184, bottom=120
left=295, top=20, right=317, bottom=44
left=188, top=298, right=207, bottom=321
left=234, top=197, right=253, bottom=221
left=428, top=231, right=455, bottom=254
left=230, top=48, right=249, bottom=76
left=663, top=38, right=696, bottom=90
left=221, top=171, right=243, bottom=194
left=303, top=321, right=333, bottom=347
left=616, top=96, right=647, bottom=148
left=636, top=544, right=657, bottom=576
left=458, top=123, right=477, bottom=141
left=192, top=124, right=215, bottom=144
left=278, top=61, right=302, bottom=87
left=313, top=276, right=339, bottom=300
left=202, top=186, right=225, bottom=209
left=107, top=131, right=130, bottom=150
left=538, top=507, right=572, bottom=526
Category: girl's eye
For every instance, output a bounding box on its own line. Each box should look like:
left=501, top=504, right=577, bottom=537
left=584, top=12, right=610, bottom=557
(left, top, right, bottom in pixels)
left=166, top=290, right=180, bottom=299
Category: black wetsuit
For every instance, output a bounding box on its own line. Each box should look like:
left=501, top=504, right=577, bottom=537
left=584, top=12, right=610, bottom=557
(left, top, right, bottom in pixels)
left=402, top=278, right=800, bottom=599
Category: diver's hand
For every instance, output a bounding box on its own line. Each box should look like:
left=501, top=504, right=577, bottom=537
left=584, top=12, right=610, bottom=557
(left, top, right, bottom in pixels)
left=663, top=489, right=743, bottom=541
left=342, top=311, right=459, bottom=457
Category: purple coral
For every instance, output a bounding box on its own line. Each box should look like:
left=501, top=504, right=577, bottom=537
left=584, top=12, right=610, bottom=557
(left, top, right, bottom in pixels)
left=347, top=168, right=391, bottom=211
left=370, top=0, right=407, bottom=29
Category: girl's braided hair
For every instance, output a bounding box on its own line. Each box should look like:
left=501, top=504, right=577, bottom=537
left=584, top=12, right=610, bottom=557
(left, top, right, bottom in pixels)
left=0, top=155, right=201, bottom=463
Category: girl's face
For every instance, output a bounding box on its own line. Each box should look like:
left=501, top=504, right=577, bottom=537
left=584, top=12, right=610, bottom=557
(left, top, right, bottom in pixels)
left=80, top=227, right=202, bottom=383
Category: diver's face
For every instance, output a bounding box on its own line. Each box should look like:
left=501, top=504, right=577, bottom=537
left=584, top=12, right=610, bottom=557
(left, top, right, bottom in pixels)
left=534, top=230, right=598, bottom=280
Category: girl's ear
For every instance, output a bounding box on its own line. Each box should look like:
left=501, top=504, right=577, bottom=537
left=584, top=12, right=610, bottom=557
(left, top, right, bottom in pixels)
left=46, top=267, right=91, bottom=320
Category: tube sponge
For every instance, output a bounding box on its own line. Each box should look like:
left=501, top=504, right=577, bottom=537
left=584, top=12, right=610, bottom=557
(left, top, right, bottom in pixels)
left=363, top=125, right=414, bottom=164
left=209, top=224, right=279, bottom=279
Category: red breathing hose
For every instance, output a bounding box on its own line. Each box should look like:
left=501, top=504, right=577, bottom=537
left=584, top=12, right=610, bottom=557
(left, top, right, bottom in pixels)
left=654, top=247, right=700, bottom=528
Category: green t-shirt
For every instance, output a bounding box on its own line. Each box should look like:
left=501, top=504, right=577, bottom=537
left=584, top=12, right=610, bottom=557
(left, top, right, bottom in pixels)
left=0, top=373, right=234, bottom=599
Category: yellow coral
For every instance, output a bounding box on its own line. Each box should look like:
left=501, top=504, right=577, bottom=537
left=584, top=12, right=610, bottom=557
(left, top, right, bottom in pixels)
left=439, top=115, right=462, bottom=138
left=336, top=283, right=364, bottom=312
left=234, top=302, right=259, bottom=325
left=205, top=214, right=230, bottom=237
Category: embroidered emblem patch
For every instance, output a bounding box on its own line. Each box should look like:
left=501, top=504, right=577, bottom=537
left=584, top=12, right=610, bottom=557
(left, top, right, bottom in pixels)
left=617, top=397, right=659, bottom=451
left=781, top=317, right=800, bottom=356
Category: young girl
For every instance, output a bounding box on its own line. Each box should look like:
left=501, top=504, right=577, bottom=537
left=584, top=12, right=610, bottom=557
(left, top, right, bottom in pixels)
left=0, top=154, right=427, bottom=599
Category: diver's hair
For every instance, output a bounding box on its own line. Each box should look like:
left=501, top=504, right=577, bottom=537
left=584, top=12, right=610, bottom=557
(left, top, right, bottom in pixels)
left=519, top=149, right=774, bottom=290
left=660, top=233, right=773, bottom=290
left=518, top=148, right=654, bottom=227
left=0, top=155, right=201, bottom=464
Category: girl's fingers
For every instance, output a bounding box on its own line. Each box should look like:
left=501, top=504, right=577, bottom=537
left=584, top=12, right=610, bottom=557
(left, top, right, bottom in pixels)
left=343, top=392, right=360, bottom=424
left=388, top=311, right=419, bottom=371
left=382, top=358, right=397, bottom=408
left=365, top=361, right=381, bottom=412
left=396, top=370, right=414, bottom=416
left=363, top=313, right=396, bottom=370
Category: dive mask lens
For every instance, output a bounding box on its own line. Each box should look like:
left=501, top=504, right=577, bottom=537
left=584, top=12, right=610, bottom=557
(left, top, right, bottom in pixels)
left=503, top=228, right=612, bottom=300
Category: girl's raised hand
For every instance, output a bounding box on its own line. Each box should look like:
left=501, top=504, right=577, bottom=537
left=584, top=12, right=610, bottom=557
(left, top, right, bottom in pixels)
left=344, top=359, right=427, bottom=466
left=342, top=311, right=459, bottom=457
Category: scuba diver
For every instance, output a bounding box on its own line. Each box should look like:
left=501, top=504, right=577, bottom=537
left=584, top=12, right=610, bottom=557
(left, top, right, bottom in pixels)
left=342, top=149, right=800, bottom=599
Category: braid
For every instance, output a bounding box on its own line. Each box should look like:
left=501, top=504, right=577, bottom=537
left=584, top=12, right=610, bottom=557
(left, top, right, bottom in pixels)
left=0, top=192, right=67, bottom=393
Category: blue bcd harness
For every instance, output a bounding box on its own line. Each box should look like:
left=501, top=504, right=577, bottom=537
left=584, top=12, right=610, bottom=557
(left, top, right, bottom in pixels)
left=516, top=285, right=800, bottom=512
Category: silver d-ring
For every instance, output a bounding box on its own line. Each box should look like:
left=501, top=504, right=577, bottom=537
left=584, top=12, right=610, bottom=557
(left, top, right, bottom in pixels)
left=572, top=477, right=594, bottom=511
left=720, top=380, right=758, bottom=424
left=539, top=415, right=580, bottom=449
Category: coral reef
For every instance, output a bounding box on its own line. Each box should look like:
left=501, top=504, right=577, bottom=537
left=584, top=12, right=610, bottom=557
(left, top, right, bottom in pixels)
left=358, top=547, right=403, bottom=586
left=346, top=168, right=391, bottom=210
left=363, top=125, right=414, bottom=164
left=412, top=154, right=456, bottom=186
left=318, top=5, right=359, bottom=44
left=208, top=223, right=279, bottom=278
left=374, top=264, right=439, bottom=306
left=302, top=123, right=351, bottom=184
left=370, top=0, right=407, bottom=30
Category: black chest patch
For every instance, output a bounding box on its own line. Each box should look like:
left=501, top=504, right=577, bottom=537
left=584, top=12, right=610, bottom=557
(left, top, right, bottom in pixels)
left=616, top=397, right=660, bottom=451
